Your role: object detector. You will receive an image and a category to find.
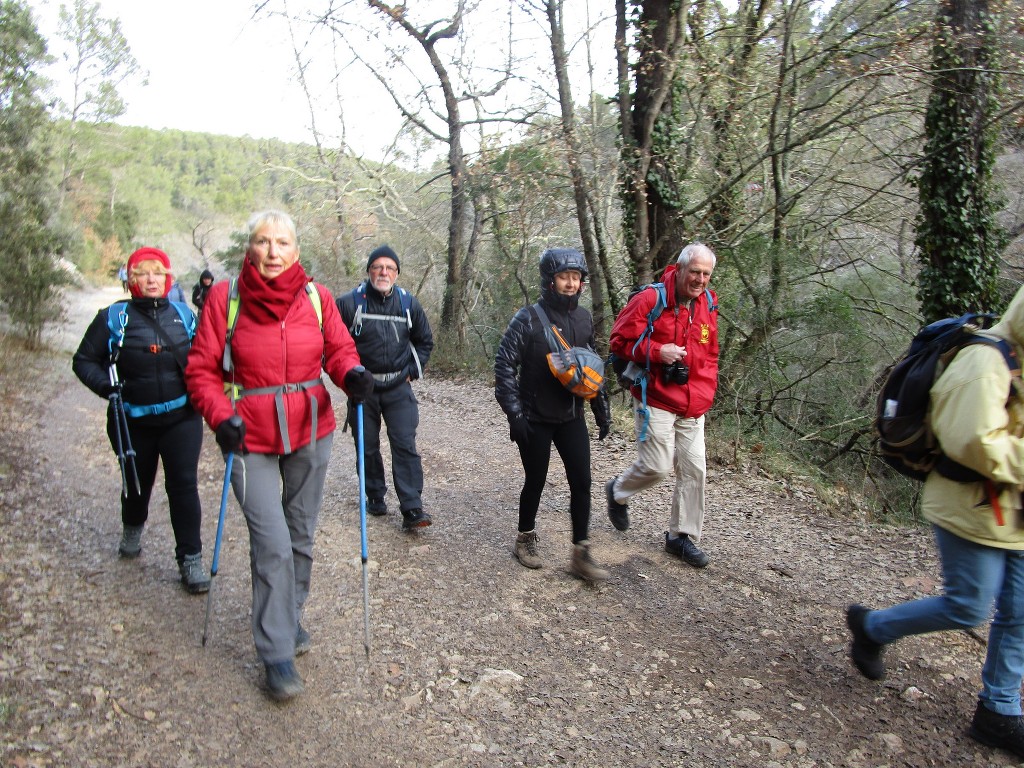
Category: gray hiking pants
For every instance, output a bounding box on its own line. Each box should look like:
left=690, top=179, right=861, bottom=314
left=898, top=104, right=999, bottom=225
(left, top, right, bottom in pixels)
left=229, top=434, right=333, bottom=664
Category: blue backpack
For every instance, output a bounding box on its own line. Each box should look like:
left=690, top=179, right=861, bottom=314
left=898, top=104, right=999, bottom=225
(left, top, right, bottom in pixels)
left=347, top=282, right=423, bottom=379
left=105, top=301, right=196, bottom=418
left=106, top=300, right=196, bottom=356
left=608, top=284, right=717, bottom=441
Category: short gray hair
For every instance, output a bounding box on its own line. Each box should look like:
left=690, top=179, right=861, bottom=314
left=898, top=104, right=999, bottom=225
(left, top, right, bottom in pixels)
left=246, top=210, right=298, bottom=246
left=677, top=243, right=716, bottom=271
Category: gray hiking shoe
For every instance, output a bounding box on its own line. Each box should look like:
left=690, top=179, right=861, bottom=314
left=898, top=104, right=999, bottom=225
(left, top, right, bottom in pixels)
left=514, top=531, right=543, bottom=569
left=118, top=525, right=144, bottom=558
left=570, top=540, right=610, bottom=583
left=265, top=660, right=304, bottom=702
left=295, top=624, right=311, bottom=656
left=178, top=553, right=211, bottom=594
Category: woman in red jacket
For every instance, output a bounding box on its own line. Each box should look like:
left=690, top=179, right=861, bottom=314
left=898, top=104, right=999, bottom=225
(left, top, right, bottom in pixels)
left=186, top=210, right=373, bottom=701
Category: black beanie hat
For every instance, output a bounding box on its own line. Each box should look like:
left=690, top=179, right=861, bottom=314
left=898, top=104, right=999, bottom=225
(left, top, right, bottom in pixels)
left=367, top=244, right=401, bottom=274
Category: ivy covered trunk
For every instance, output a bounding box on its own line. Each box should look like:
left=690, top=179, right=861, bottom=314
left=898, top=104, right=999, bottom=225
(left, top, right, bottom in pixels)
left=915, top=0, right=1004, bottom=322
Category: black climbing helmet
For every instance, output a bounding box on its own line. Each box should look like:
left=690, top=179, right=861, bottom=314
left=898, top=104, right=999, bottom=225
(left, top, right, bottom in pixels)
left=539, top=248, right=588, bottom=285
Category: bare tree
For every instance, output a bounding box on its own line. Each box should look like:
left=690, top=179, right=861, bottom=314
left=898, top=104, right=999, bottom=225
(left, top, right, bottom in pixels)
left=539, top=0, right=614, bottom=340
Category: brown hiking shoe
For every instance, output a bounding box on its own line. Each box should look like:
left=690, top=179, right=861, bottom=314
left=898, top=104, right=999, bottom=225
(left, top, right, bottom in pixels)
left=514, top=531, right=543, bottom=569
left=570, top=541, right=609, bottom=582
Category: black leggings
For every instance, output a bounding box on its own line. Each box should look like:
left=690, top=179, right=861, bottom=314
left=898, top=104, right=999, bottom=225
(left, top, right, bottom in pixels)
left=108, top=412, right=203, bottom=560
left=516, top=417, right=592, bottom=544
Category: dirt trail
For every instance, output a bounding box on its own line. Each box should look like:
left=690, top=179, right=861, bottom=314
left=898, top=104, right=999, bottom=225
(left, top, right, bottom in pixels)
left=0, top=285, right=1017, bottom=767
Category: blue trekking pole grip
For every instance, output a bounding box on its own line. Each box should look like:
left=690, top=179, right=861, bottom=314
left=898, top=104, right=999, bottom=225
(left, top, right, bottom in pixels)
left=356, top=401, right=371, bottom=657
left=202, top=449, right=235, bottom=647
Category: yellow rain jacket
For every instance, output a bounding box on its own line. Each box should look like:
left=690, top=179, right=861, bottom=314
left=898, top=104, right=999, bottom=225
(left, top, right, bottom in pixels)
left=923, top=288, right=1024, bottom=548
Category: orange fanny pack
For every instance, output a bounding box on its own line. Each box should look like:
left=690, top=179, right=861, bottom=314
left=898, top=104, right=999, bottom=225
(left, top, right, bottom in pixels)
left=534, top=304, right=604, bottom=401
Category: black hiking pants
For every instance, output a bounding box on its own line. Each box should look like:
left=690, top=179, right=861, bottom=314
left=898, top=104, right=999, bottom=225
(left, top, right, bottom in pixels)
left=352, top=381, right=424, bottom=513
left=107, top=411, right=203, bottom=561
left=516, top=416, right=592, bottom=544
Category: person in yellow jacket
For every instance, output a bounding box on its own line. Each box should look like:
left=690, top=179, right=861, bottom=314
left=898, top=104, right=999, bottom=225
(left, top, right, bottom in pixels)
left=846, top=285, right=1024, bottom=760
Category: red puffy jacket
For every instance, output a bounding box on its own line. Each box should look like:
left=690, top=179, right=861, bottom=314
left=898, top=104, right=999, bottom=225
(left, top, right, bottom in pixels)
left=609, top=263, right=719, bottom=418
left=186, top=279, right=361, bottom=454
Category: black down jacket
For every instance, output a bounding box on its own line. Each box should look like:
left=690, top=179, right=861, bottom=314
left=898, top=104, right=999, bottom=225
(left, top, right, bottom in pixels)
left=494, top=297, right=611, bottom=427
left=73, top=298, right=196, bottom=428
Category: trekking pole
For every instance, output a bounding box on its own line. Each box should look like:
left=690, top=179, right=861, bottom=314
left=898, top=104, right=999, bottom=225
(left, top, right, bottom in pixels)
left=202, top=450, right=235, bottom=647
left=107, top=389, right=129, bottom=497
left=356, top=402, right=371, bottom=658
left=115, top=395, right=142, bottom=496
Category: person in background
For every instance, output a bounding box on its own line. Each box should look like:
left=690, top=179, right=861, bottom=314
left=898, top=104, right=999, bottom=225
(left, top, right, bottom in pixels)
left=605, top=243, right=720, bottom=568
left=191, top=269, right=214, bottom=316
left=335, top=245, right=435, bottom=532
left=73, top=247, right=210, bottom=594
left=168, top=279, right=187, bottom=304
left=186, top=210, right=372, bottom=702
left=118, top=264, right=128, bottom=293
left=494, top=248, right=612, bottom=582
left=846, top=283, right=1024, bottom=761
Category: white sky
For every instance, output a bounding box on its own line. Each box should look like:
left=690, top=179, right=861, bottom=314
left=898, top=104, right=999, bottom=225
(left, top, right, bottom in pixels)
left=31, top=0, right=392, bottom=150
left=30, top=0, right=617, bottom=160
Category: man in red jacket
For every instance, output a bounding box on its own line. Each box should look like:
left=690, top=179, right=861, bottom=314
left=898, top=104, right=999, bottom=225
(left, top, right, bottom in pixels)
left=605, top=243, right=719, bottom=568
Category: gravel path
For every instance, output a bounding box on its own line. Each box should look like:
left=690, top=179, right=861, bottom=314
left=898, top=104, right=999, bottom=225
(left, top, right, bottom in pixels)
left=0, top=285, right=1017, bottom=767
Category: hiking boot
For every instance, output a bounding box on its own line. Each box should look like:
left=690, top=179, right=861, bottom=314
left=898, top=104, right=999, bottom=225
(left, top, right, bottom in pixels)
left=367, top=497, right=388, bottom=516
left=570, top=541, right=610, bottom=583
left=514, top=531, right=543, bottom=569
left=402, top=509, right=432, bottom=531
left=970, top=700, right=1024, bottom=759
left=265, top=660, right=304, bottom=702
left=178, top=553, right=211, bottom=594
left=118, top=525, right=144, bottom=558
left=295, top=624, right=311, bottom=657
left=606, top=477, right=629, bottom=531
left=846, top=604, right=886, bottom=680
left=665, top=532, right=709, bottom=568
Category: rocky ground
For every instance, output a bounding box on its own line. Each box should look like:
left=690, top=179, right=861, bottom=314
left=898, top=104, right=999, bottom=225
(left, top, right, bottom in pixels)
left=1, top=285, right=1021, bottom=767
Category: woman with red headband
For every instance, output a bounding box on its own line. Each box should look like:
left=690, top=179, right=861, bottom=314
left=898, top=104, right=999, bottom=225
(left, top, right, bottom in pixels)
left=73, top=247, right=210, bottom=594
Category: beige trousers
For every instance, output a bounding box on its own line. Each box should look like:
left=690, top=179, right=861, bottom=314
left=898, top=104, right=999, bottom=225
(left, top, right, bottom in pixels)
left=612, top=400, right=707, bottom=540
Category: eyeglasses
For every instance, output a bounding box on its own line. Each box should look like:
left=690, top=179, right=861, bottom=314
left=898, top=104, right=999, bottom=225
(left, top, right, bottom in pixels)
left=134, top=271, right=167, bottom=279
left=370, top=265, right=397, bottom=274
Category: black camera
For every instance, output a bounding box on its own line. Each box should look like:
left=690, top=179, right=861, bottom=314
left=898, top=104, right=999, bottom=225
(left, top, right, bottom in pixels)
left=662, top=361, right=689, bottom=385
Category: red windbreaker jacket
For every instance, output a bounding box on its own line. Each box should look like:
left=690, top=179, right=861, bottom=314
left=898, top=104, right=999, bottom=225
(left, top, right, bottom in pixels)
left=609, top=263, right=719, bottom=418
left=186, top=279, right=361, bottom=454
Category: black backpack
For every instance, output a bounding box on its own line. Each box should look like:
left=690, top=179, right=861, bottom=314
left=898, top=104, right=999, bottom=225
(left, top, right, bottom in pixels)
left=876, top=312, right=1020, bottom=481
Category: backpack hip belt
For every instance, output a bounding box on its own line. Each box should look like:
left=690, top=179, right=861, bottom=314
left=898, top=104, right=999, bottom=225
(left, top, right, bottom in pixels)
left=372, top=370, right=405, bottom=385
left=225, top=377, right=323, bottom=456
left=122, top=394, right=188, bottom=418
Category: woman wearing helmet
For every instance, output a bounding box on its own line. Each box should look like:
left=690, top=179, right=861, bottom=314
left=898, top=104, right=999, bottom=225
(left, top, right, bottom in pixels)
left=494, top=248, right=612, bottom=582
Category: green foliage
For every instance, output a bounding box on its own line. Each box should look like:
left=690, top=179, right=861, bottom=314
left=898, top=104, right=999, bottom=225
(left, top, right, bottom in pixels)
left=0, top=0, right=73, bottom=348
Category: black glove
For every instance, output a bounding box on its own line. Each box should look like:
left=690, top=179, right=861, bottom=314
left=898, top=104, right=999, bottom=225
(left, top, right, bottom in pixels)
left=345, top=365, right=375, bottom=401
left=598, top=423, right=610, bottom=441
left=509, top=415, right=531, bottom=446
left=215, top=415, right=246, bottom=454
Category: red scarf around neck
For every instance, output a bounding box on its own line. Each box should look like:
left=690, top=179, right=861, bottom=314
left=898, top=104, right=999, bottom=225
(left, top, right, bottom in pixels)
left=237, top=256, right=311, bottom=324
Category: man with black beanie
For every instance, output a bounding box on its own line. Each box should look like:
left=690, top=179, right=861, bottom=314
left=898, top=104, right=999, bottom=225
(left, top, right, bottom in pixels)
left=336, top=245, right=435, bottom=530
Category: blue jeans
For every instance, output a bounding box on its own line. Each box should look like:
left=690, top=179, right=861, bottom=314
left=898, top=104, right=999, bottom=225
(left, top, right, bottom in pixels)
left=865, top=524, right=1024, bottom=715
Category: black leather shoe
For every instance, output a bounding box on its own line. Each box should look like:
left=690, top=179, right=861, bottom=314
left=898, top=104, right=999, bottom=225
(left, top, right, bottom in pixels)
left=402, top=509, right=432, bottom=531
left=606, top=477, right=629, bottom=531
left=367, top=497, right=388, bottom=516
left=846, top=604, right=886, bottom=680
left=970, top=701, right=1024, bottom=759
left=664, top=532, right=709, bottom=568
